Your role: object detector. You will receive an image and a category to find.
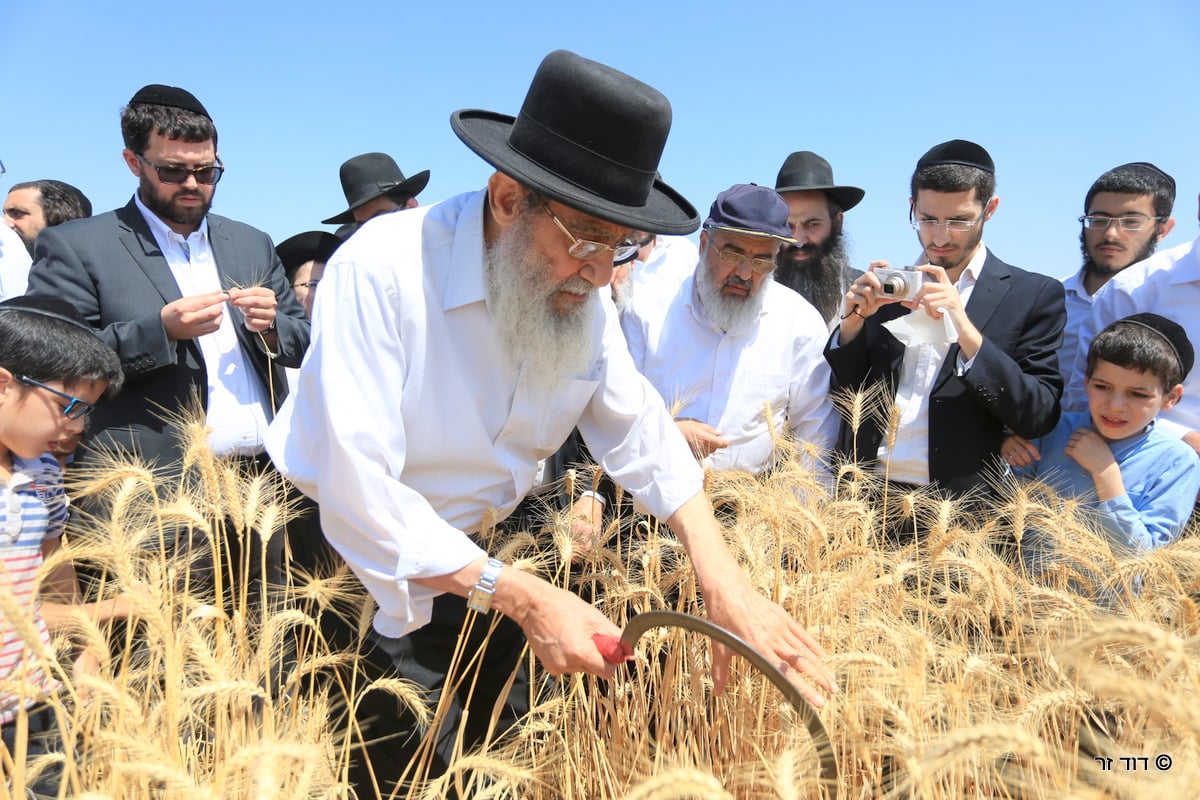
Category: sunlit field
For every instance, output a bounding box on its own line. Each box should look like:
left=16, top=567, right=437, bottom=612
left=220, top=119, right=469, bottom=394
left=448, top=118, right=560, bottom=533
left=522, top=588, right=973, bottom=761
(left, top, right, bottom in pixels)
left=6, top=418, right=1200, bottom=799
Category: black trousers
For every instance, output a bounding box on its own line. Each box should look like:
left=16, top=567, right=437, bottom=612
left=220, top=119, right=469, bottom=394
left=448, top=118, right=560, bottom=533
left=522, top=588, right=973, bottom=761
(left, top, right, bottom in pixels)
left=1, top=701, right=67, bottom=800
left=346, top=593, right=531, bottom=797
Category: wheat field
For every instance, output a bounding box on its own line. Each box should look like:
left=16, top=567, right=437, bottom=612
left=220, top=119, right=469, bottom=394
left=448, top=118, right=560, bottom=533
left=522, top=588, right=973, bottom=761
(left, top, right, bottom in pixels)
left=5, top=425, right=1200, bottom=799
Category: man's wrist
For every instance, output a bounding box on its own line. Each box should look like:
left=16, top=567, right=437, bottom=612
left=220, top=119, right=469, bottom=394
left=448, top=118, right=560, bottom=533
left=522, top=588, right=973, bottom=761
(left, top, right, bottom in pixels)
left=466, top=558, right=504, bottom=614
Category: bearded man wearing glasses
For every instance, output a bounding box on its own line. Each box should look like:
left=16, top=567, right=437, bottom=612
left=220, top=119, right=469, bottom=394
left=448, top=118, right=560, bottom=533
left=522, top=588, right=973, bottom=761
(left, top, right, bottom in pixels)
left=266, top=50, right=838, bottom=794
left=26, top=84, right=309, bottom=475
left=824, top=139, right=1066, bottom=506
left=620, top=183, right=837, bottom=477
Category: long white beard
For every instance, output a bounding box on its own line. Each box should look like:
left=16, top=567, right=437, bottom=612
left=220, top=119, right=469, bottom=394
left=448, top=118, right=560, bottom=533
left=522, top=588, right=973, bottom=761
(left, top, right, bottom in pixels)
left=485, top=213, right=599, bottom=386
left=694, top=257, right=770, bottom=333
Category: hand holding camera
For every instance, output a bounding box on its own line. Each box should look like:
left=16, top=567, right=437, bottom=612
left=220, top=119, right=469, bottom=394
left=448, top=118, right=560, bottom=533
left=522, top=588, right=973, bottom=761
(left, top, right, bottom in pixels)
left=874, top=267, right=933, bottom=303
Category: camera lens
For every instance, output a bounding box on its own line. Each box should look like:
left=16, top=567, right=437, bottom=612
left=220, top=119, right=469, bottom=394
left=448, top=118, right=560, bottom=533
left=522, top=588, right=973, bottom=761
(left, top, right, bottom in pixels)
left=881, top=275, right=908, bottom=296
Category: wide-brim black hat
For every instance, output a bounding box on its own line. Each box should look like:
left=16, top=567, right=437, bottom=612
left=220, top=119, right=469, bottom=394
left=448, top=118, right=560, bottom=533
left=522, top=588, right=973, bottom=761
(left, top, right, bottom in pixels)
left=450, top=49, right=699, bottom=235
left=276, top=230, right=343, bottom=273
left=774, top=151, right=864, bottom=211
left=322, top=152, right=430, bottom=225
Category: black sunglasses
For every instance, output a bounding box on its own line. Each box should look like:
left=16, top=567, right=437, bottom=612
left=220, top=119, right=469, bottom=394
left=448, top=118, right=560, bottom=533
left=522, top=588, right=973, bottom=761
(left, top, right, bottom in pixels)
left=137, top=153, right=224, bottom=185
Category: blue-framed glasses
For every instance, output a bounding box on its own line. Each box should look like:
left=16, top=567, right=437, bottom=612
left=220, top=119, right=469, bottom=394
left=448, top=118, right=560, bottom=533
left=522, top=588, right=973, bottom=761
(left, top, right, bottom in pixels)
left=18, top=375, right=95, bottom=419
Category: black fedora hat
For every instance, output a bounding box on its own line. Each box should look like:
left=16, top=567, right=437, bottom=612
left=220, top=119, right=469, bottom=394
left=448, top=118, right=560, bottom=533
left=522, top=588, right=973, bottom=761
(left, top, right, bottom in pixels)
left=774, top=151, right=865, bottom=212
left=450, top=49, right=699, bottom=235
left=276, top=230, right=343, bottom=275
left=322, top=153, right=430, bottom=225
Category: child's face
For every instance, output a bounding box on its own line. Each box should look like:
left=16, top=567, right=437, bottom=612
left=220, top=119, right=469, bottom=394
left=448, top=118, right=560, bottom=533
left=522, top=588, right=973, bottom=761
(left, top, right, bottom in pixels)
left=1085, top=359, right=1182, bottom=442
left=0, top=375, right=106, bottom=461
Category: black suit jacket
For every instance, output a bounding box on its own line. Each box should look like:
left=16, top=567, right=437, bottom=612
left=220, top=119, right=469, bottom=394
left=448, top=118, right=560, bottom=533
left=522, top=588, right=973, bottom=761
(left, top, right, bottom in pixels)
left=823, top=250, right=1066, bottom=495
left=27, top=199, right=309, bottom=472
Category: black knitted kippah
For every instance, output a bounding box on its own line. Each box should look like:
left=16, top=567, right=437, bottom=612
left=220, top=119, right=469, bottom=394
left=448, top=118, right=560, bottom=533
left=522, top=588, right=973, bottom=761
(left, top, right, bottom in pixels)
left=128, top=84, right=210, bottom=119
left=917, top=139, right=994, bottom=174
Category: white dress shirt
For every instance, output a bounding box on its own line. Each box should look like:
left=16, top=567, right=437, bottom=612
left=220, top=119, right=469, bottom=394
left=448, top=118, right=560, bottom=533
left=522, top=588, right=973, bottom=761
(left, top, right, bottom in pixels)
left=622, top=272, right=837, bottom=475
left=0, top=225, right=31, bottom=301
left=265, top=190, right=703, bottom=637
left=135, top=195, right=272, bottom=455
left=630, top=234, right=699, bottom=294
left=869, top=246, right=986, bottom=484
left=1066, top=235, right=1200, bottom=435
left=1059, top=267, right=1092, bottom=381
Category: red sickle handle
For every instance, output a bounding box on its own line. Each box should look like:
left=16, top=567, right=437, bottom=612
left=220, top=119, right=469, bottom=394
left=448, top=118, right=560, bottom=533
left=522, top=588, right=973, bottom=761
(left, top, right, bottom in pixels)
left=593, top=633, right=634, bottom=663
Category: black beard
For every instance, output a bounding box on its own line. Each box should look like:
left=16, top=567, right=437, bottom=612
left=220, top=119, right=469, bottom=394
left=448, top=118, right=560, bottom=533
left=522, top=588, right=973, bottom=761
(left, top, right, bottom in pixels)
left=138, top=175, right=212, bottom=229
left=774, top=229, right=850, bottom=323
left=1079, top=226, right=1160, bottom=281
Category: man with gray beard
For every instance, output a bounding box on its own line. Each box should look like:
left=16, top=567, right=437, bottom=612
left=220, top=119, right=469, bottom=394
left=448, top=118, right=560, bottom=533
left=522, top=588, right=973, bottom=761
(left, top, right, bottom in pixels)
left=266, top=51, right=836, bottom=794
left=773, top=151, right=866, bottom=326
left=622, top=183, right=838, bottom=475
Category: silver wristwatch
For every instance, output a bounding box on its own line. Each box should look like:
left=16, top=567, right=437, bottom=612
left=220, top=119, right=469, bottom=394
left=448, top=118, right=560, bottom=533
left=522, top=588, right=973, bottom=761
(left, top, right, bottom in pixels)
left=466, top=558, right=504, bottom=614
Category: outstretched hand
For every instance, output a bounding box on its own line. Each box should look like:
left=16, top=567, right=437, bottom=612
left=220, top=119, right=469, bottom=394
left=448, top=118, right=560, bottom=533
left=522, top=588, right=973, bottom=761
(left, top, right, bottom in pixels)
left=702, top=576, right=838, bottom=707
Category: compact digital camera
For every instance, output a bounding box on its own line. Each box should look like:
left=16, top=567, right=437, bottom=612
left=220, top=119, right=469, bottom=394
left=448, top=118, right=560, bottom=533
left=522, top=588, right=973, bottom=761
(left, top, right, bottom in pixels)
left=875, top=267, right=931, bottom=302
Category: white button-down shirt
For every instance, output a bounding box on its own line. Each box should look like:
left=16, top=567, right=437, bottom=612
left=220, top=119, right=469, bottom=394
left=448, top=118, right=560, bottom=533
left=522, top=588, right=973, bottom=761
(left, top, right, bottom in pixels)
left=266, top=190, right=703, bottom=637
left=622, top=272, right=837, bottom=475
left=0, top=224, right=31, bottom=301
left=1059, top=267, right=1092, bottom=381
left=630, top=234, right=699, bottom=295
left=135, top=195, right=272, bottom=455
left=1066, top=235, right=1200, bottom=436
left=871, top=246, right=986, bottom=484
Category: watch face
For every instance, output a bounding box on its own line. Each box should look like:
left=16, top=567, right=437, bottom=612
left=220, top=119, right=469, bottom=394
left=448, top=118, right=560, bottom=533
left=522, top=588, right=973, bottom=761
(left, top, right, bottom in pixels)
left=467, top=559, right=503, bottom=614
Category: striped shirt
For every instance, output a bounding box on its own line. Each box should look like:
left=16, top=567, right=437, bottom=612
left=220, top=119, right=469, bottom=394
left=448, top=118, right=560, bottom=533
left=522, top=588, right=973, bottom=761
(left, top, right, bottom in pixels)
left=0, top=453, right=66, bottom=725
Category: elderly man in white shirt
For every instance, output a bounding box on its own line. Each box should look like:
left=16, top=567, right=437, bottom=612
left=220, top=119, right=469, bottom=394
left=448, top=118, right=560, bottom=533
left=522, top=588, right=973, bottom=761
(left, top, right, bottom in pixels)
left=622, top=183, right=837, bottom=476
left=266, top=50, right=836, bottom=791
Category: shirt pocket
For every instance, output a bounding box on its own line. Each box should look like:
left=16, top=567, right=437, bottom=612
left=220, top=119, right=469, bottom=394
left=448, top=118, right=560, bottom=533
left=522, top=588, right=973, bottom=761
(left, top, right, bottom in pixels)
left=739, top=370, right=789, bottom=431
left=523, top=376, right=602, bottom=456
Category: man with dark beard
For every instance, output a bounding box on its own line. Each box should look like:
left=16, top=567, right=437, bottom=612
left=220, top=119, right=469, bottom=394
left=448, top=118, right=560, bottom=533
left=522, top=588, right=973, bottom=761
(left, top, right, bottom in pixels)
left=267, top=51, right=837, bottom=794
left=26, top=84, right=309, bottom=473
left=773, top=151, right=865, bottom=325
left=1059, top=163, right=1176, bottom=375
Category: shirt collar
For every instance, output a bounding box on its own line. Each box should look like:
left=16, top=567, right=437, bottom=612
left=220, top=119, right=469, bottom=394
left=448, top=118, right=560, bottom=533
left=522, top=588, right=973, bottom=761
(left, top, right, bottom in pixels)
left=441, top=190, right=488, bottom=311
left=958, top=243, right=988, bottom=286
left=1061, top=267, right=1087, bottom=297
left=133, top=192, right=209, bottom=253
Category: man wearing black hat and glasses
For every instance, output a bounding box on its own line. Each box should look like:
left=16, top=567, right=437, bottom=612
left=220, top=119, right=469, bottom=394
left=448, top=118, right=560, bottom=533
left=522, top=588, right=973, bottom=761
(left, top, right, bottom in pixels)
left=825, top=139, right=1066, bottom=506
left=267, top=50, right=837, bottom=790
left=27, top=85, right=309, bottom=490
left=774, top=151, right=865, bottom=326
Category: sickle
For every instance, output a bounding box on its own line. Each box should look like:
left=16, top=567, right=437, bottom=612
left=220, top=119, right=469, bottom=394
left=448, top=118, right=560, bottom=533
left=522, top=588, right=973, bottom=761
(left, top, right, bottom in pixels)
left=594, top=609, right=839, bottom=794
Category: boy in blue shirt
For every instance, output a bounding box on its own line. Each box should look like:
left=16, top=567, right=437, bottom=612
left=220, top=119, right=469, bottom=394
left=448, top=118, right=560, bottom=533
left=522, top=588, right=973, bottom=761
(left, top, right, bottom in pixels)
left=0, top=295, right=127, bottom=798
left=1003, top=313, right=1199, bottom=580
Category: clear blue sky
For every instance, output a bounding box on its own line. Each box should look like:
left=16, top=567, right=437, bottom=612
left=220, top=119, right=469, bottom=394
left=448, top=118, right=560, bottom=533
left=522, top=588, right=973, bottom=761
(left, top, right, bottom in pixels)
left=4, top=1, right=1197, bottom=279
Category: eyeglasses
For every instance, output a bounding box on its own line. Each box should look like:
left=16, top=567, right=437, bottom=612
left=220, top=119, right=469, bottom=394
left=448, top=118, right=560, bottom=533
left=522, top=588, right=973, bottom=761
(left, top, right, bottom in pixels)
left=716, top=248, right=777, bottom=274
left=909, top=209, right=986, bottom=233
left=18, top=375, right=95, bottom=420
left=137, top=153, right=225, bottom=185
left=1079, top=214, right=1165, bottom=232
left=292, top=280, right=319, bottom=289
left=542, top=204, right=638, bottom=261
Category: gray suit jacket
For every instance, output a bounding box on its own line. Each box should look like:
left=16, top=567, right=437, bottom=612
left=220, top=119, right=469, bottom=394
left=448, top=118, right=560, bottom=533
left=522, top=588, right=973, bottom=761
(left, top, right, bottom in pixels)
left=27, top=198, right=309, bottom=472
